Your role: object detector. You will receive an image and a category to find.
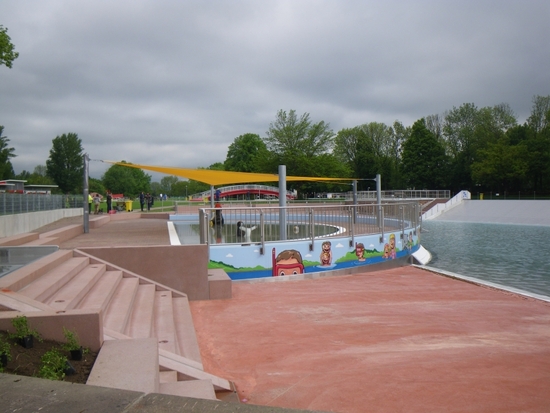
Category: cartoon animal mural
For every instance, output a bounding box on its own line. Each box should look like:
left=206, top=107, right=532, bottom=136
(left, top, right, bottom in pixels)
left=355, top=242, right=366, bottom=261
left=320, top=241, right=332, bottom=266
left=383, top=233, right=397, bottom=259
left=272, top=248, right=305, bottom=276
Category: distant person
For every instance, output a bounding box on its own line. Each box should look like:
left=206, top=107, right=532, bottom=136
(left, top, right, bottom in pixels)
left=145, top=193, right=152, bottom=211
left=139, top=192, right=145, bottom=212
left=210, top=203, right=224, bottom=226
left=106, top=191, right=112, bottom=212
left=93, top=193, right=101, bottom=214
left=237, top=221, right=256, bottom=242
left=88, top=193, right=93, bottom=214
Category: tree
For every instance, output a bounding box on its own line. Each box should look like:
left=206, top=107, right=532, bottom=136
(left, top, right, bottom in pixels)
left=264, top=110, right=334, bottom=175
left=15, top=165, right=55, bottom=186
left=0, top=26, right=19, bottom=69
left=159, top=176, right=179, bottom=196
left=225, top=133, right=268, bottom=172
left=0, top=126, right=16, bottom=179
left=101, top=161, right=151, bottom=199
left=89, top=177, right=105, bottom=195
left=401, top=118, right=448, bottom=189
left=527, top=95, right=550, bottom=136
left=46, top=133, right=84, bottom=193
left=471, top=136, right=529, bottom=192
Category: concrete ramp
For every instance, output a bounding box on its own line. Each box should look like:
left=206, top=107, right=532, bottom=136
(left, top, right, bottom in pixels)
left=430, top=200, right=550, bottom=226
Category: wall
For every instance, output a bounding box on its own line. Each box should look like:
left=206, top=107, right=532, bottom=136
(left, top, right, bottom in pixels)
left=78, top=245, right=210, bottom=301
left=0, top=209, right=82, bottom=238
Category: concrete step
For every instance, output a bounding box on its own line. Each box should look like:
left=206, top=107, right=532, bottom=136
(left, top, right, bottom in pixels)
left=172, top=296, right=203, bottom=364
left=158, top=349, right=233, bottom=392
left=46, top=263, right=107, bottom=311
left=159, top=370, right=178, bottom=383
left=124, top=283, right=156, bottom=338
left=18, top=256, right=90, bottom=302
left=76, top=270, right=123, bottom=313
left=103, top=277, right=140, bottom=332
left=0, top=249, right=73, bottom=291
left=153, top=290, right=177, bottom=354
left=159, top=379, right=217, bottom=400
left=87, top=338, right=159, bottom=394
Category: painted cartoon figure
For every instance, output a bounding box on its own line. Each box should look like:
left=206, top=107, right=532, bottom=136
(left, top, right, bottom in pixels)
left=383, top=234, right=397, bottom=259
left=389, top=233, right=397, bottom=258
left=406, top=232, right=414, bottom=251
left=320, top=241, right=332, bottom=266
left=272, top=248, right=304, bottom=276
left=355, top=242, right=366, bottom=262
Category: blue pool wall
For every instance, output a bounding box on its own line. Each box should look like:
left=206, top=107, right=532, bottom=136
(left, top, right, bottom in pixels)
left=170, top=214, right=420, bottom=280
left=207, top=228, right=420, bottom=280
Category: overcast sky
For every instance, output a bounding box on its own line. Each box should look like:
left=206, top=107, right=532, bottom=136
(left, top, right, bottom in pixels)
left=1, top=0, right=549, bottom=180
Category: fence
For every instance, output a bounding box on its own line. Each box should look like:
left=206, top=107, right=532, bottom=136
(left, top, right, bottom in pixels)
left=0, top=193, right=83, bottom=216
left=195, top=201, right=421, bottom=253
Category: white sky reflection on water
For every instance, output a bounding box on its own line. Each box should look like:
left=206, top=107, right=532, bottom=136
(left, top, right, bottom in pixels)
left=420, top=221, right=550, bottom=297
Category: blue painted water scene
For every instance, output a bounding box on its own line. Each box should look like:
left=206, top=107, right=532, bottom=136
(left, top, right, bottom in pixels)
left=171, top=199, right=421, bottom=280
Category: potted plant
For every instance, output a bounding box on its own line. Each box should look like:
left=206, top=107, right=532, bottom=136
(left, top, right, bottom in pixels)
left=39, top=348, right=69, bottom=380
left=62, top=327, right=83, bottom=360
left=0, top=335, right=11, bottom=370
left=9, top=315, right=41, bottom=349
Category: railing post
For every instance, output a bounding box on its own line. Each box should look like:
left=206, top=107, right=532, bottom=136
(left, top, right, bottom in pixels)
left=260, top=210, right=265, bottom=255
left=309, top=208, right=314, bottom=251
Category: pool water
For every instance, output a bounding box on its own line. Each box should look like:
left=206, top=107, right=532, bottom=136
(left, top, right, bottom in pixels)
left=173, top=222, right=341, bottom=244
left=420, top=220, right=550, bottom=297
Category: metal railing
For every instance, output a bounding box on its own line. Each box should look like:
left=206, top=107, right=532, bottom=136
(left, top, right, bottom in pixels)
left=0, top=193, right=83, bottom=216
left=194, top=201, right=421, bottom=254
left=352, top=189, right=450, bottom=200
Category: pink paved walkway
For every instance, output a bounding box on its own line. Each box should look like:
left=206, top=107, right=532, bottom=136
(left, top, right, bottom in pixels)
left=190, top=267, right=550, bottom=413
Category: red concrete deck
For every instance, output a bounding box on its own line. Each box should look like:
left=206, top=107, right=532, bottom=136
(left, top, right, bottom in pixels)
left=190, top=267, right=550, bottom=413
left=28, top=216, right=550, bottom=412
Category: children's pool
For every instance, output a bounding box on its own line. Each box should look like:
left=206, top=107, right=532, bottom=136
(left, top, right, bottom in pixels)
left=172, top=221, right=342, bottom=244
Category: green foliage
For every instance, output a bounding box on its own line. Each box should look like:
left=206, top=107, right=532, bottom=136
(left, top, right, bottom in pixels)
left=159, top=175, right=179, bottom=196
left=15, top=165, right=55, bottom=186
left=401, top=119, right=448, bottom=189
left=0, top=126, right=16, bottom=179
left=89, top=177, right=106, bottom=195
left=0, top=25, right=19, bottom=69
left=0, top=334, right=11, bottom=372
left=39, top=348, right=67, bottom=380
left=46, top=133, right=84, bottom=193
left=0, top=335, right=11, bottom=360
left=61, top=328, right=81, bottom=351
left=9, top=316, right=41, bottom=340
left=101, top=161, right=151, bottom=199
left=264, top=109, right=334, bottom=175
left=225, top=133, right=268, bottom=172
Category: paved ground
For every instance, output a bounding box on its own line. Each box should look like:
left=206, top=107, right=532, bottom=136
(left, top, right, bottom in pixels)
left=30, top=214, right=550, bottom=413
left=190, top=268, right=550, bottom=413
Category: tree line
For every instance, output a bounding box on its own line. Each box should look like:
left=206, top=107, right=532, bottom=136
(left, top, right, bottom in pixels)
left=1, top=95, right=549, bottom=199
left=2, top=25, right=549, bottom=199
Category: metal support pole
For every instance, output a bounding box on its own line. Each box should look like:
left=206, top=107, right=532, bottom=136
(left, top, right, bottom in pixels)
left=83, top=154, right=90, bottom=233
left=279, top=165, right=287, bottom=241
left=352, top=180, right=357, bottom=224
left=376, top=174, right=382, bottom=228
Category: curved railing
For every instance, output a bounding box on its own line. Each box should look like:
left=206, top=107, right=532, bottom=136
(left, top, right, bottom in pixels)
left=192, top=201, right=421, bottom=255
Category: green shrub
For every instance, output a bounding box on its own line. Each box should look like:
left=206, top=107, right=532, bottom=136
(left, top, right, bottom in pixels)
left=9, top=316, right=41, bottom=341
left=39, top=348, right=67, bottom=380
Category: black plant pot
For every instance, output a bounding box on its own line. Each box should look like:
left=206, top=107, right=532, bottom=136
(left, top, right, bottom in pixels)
left=64, top=360, right=76, bottom=376
left=0, top=354, right=7, bottom=367
left=18, top=335, right=33, bottom=349
left=70, top=347, right=83, bottom=361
